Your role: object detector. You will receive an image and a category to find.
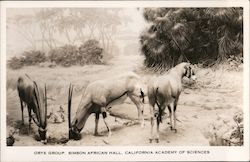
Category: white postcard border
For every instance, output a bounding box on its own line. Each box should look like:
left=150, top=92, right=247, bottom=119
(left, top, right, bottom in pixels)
left=1, top=1, right=249, bottom=161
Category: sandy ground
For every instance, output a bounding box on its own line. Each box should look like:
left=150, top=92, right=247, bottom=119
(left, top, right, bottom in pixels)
left=6, top=54, right=243, bottom=146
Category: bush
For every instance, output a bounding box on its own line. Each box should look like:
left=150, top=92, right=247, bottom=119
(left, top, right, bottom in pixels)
left=22, top=50, right=46, bottom=65
left=8, top=50, right=46, bottom=69
left=48, top=45, right=79, bottom=67
left=79, top=39, right=103, bottom=65
left=48, top=39, right=103, bottom=66
left=8, top=39, right=104, bottom=69
left=7, top=56, right=24, bottom=69
left=203, top=110, right=243, bottom=146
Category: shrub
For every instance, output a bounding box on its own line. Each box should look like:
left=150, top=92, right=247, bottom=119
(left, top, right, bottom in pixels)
left=7, top=50, right=46, bottom=69
left=203, top=110, right=243, bottom=146
left=7, top=56, right=24, bottom=69
left=48, top=39, right=103, bottom=66
left=79, top=39, right=103, bottom=65
left=48, top=45, right=79, bottom=67
left=8, top=39, right=104, bottom=69
left=22, top=50, right=46, bottom=65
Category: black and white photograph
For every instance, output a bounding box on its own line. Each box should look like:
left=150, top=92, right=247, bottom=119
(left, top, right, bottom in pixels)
left=1, top=0, right=249, bottom=161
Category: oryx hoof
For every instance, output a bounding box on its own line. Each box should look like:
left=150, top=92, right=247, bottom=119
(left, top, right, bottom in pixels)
left=94, top=132, right=99, bottom=136
left=41, top=139, right=47, bottom=144
left=149, top=139, right=153, bottom=143
left=69, top=130, right=81, bottom=140
left=108, top=132, right=112, bottom=137
left=155, top=138, right=159, bottom=143
left=171, top=128, right=177, bottom=133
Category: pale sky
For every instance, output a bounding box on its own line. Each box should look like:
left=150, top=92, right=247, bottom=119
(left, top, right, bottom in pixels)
left=6, top=8, right=147, bottom=59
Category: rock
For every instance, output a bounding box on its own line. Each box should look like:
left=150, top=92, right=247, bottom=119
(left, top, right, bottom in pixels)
left=6, top=136, right=15, bottom=146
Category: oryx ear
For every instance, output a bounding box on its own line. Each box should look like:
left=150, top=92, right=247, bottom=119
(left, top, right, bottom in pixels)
left=184, top=63, right=192, bottom=71
left=184, top=62, right=191, bottom=68
left=183, top=65, right=188, bottom=75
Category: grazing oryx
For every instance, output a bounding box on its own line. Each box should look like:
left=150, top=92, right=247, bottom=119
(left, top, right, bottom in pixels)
left=147, top=62, right=196, bottom=143
left=17, top=75, right=48, bottom=144
left=68, top=72, right=145, bottom=140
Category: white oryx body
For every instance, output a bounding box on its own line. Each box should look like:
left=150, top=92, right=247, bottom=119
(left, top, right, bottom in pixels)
left=147, top=62, right=196, bottom=143
left=17, top=75, right=48, bottom=143
left=68, top=72, right=145, bottom=140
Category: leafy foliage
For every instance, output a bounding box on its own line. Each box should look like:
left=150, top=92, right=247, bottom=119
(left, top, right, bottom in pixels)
left=48, top=39, right=103, bottom=67
left=48, top=45, right=79, bottom=67
left=140, top=8, right=243, bottom=69
left=8, top=50, right=46, bottom=69
left=203, top=110, right=243, bottom=146
left=7, top=56, right=24, bottom=69
left=22, top=50, right=47, bottom=65
left=8, top=39, right=104, bottom=69
left=78, top=40, right=103, bottom=65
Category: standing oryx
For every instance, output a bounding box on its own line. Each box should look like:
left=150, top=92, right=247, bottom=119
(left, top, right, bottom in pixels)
left=17, top=75, right=48, bottom=144
left=147, top=62, right=196, bottom=143
left=68, top=72, right=145, bottom=140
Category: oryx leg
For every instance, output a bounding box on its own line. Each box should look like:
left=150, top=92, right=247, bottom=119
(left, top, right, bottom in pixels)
left=172, top=96, right=179, bottom=133
left=19, top=98, right=24, bottom=125
left=128, top=94, right=144, bottom=127
left=168, top=105, right=173, bottom=130
left=148, top=87, right=157, bottom=143
left=28, top=106, right=32, bottom=134
left=156, top=114, right=161, bottom=143
left=149, top=104, right=157, bottom=143
left=102, top=112, right=111, bottom=137
left=155, top=101, right=167, bottom=143
left=94, top=113, right=100, bottom=136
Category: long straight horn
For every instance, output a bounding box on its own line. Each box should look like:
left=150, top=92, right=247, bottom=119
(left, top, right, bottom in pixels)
left=68, top=84, right=73, bottom=129
left=44, top=84, right=47, bottom=127
left=33, top=81, right=41, bottom=126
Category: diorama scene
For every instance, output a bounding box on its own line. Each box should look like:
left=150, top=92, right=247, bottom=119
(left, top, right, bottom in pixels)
left=6, top=8, right=243, bottom=146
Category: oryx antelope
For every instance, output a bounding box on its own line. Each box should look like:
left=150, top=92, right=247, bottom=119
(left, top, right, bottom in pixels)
left=147, top=62, right=196, bottom=143
left=17, top=75, right=48, bottom=144
left=68, top=72, right=145, bottom=140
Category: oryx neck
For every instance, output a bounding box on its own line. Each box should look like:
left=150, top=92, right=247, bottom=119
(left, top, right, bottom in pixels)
left=73, top=104, right=93, bottom=131
left=168, top=68, right=183, bottom=81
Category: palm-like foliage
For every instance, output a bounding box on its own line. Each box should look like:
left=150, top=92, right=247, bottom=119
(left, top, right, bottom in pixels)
left=140, top=8, right=243, bottom=69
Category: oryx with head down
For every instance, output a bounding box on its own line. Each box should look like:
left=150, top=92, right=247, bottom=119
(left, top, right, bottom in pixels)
left=17, top=75, right=48, bottom=144
left=68, top=72, right=145, bottom=140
